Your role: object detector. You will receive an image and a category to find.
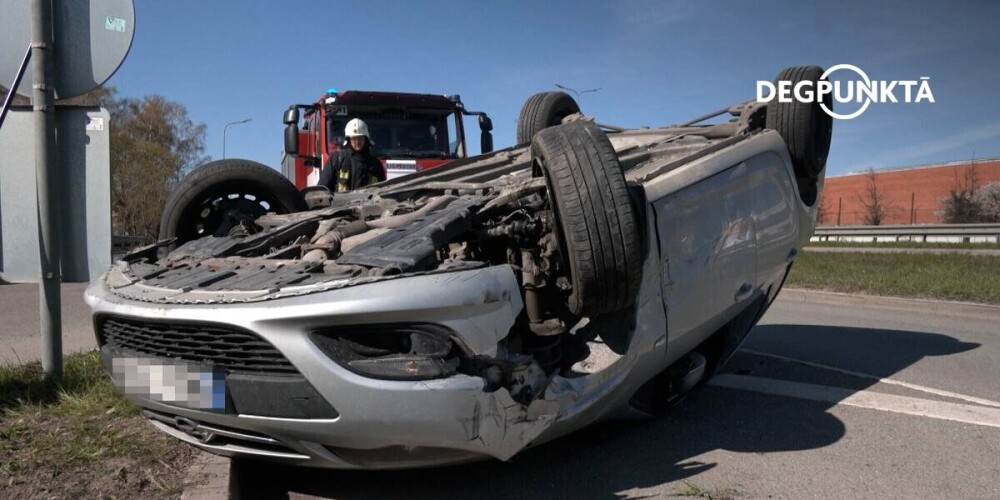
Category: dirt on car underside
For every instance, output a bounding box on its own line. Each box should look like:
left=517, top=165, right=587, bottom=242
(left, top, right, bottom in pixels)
left=112, top=127, right=737, bottom=304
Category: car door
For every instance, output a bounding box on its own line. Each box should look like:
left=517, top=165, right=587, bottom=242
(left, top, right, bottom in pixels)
left=653, top=160, right=759, bottom=359
left=745, top=150, right=802, bottom=302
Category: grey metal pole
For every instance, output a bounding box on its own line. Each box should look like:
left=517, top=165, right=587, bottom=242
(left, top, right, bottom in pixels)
left=32, top=0, right=61, bottom=379
left=222, top=118, right=251, bottom=159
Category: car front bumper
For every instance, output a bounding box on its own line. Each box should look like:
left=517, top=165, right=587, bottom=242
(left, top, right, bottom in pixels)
left=86, top=264, right=569, bottom=469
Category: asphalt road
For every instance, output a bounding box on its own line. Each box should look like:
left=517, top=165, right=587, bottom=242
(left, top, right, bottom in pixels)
left=0, top=282, right=94, bottom=364
left=231, top=290, right=1000, bottom=499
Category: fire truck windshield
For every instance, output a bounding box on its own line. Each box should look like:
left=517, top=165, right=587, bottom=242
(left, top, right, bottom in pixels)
left=327, top=113, right=455, bottom=159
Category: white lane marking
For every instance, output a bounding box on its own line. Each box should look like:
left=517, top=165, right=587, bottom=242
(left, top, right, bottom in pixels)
left=710, top=374, right=1000, bottom=429
left=741, top=348, right=1000, bottom=409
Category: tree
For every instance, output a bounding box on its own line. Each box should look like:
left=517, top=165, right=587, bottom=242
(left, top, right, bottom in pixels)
left=858, top=168, right=892, bottom=225
left=106, top=93, right=209, bottom=241
left=973, top=182, right=1000, bottom=223
left=815, top=192, right=831, bottom=225
left=939, top=190, right=982, bottom=223
left=939, top=163, right=983, bottom=223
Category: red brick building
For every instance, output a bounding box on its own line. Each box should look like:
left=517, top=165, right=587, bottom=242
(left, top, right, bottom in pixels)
left=818, top=159, right=1000, bottom=225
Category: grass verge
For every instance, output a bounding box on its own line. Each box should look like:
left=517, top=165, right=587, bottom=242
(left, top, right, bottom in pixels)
left=672, top=481, right=740, bottom=498
left=807, top=241, right=1000, bottom=250
left=0, top=351, right=196, bottom=499
left=786, top=251, right=1000, bottom=304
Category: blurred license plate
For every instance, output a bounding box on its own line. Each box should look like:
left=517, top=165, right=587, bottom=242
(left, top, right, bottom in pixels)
left=110, top=355, right=225, bottom=410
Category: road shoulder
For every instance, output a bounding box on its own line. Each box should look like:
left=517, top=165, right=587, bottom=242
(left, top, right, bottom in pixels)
left=781, top=287, right=1000, bottom=321
left=180, top=452, right=230, bottom=500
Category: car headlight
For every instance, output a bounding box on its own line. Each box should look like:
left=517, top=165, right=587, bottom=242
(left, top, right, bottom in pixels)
left=310, top=324, right=464, bottom=380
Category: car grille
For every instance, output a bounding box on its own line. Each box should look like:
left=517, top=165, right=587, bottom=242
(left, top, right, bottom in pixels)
left=97, top=315, right=298, bottom=374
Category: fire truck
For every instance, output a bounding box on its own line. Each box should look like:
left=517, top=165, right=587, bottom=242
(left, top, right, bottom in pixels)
left=157, top=89, right=494, bottom=243
left=281, top=90, right=494, bottom=188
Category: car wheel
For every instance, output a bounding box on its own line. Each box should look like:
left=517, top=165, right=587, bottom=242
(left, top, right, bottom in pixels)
left=159, top=159, right=308, bottom=244
left=516, top=91, right=581, bottom=145
left=530, top=121, right=643, bottom=317
left=765, top=65, right=834, bottom=205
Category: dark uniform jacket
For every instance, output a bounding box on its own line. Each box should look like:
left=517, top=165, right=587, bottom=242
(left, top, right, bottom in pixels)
left=318, top=147, right=386, bottom=193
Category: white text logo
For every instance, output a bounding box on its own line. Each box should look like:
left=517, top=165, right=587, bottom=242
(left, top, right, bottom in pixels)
left=756, top=64, right=935, bottom=120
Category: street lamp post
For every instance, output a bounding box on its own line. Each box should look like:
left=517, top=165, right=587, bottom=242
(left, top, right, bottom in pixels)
left=223, top=118, right=251, bottom=159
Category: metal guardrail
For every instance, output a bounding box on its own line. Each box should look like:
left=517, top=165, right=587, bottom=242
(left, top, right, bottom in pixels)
left=813, top=223, right=1000, bottom=243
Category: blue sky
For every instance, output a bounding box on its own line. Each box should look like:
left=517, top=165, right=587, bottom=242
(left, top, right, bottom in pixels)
left=105, top=0, right=1000, bottom=176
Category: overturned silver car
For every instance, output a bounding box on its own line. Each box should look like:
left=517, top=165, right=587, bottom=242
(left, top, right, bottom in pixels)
left=86, top=66, right=833, bottom=469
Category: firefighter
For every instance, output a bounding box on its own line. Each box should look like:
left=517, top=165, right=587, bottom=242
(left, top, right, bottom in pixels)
left=318, top=118, right=386, bottom=193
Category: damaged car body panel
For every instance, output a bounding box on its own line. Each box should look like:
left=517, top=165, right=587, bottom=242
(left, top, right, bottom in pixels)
left=86, top=69, right=832, bottom=469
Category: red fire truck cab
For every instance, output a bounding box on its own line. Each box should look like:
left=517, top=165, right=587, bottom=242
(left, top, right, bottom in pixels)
left=282, top=90, right=494, bottom=189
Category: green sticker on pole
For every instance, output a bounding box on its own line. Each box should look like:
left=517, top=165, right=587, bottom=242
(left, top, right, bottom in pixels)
left=105, top=17, right=127, bottom=33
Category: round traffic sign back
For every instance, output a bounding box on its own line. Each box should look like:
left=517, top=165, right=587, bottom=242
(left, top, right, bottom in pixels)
left=0, top=0, right=135, bottom=100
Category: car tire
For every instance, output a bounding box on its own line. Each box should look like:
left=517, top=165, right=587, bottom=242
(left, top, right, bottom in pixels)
left=531, top=121, right=642, bottom=317
left=765, top=66, right=833, bottom=204
left=516, top=91, right=581, bottom=145
left=159, top=159, right=308, bottom=244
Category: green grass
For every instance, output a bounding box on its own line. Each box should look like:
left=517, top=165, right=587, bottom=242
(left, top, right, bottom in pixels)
left=0, top=351, right=140, bottom=473
left=672, top=481, right=740, bottom=499
left=807, top=240, right=1000, bottom=250
left=0, top=350, right=135, bottom=415
left=0, top=351, right=194, bottom=498
left=786, top=252, right=1000, bottom=304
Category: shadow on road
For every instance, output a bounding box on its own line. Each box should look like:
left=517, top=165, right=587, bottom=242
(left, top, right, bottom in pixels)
left=232, top=392, right=843, bottom=500
left=744, top=324, right=980, bottom=379
left=229, top=324, right=979, bottom=499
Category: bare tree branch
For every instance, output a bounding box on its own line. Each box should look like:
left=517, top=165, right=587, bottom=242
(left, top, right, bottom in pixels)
left=858, top=168, right=893, bottom=225
left=816, top=192, right=831, bottom=225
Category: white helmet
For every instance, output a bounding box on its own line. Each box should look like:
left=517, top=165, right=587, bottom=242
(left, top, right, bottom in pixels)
left=344, top=118, right=373, bottom=144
